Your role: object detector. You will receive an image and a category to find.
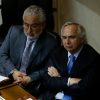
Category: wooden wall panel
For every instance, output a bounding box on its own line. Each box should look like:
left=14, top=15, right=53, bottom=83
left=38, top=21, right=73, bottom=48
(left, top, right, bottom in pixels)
left=53, top=0, right=68, bottom=33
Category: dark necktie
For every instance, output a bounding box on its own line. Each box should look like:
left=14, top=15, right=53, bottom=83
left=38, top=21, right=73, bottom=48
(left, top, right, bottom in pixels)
left=67, top=55, right=75, bottom=74
left=20, top=39, right=34, bottom=73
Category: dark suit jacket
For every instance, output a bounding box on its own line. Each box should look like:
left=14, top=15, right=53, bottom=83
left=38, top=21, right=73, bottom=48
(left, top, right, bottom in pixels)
left=43, top=44, right=100, bottom=100
left=0, top=25, right=58, bottom=96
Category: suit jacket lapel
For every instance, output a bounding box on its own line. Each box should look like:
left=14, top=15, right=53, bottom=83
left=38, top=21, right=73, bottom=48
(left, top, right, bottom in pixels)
left=28, top=34, right=45, bottom=65
left=18, top=32, right=27, bottom=65
left=70, top=45, right=88, bottom=74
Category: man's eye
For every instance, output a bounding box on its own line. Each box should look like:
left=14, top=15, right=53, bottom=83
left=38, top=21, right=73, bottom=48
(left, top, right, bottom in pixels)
left=62, top=36, right=66, bottom=39
left=69, top=36, right=76, bottom=39
left=62, top=36, right=77, bottom=39
left=31, top=24, right=39, bottom=27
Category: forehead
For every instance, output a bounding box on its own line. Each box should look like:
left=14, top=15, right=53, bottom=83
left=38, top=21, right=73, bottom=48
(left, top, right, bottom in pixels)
left=62, top=24, right=78, bottom=36
left=23, top=15, right=41, bottom=24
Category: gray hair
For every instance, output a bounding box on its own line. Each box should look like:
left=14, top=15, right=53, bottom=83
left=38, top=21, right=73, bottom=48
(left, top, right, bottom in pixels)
left=61, top=21, right=87, bottom=44
left=23, top=5, right=46, bottom=22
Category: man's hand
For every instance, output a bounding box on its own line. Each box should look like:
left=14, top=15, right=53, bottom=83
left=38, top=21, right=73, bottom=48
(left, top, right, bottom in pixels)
left=12, top=70, right=32, bottom=86
left=12, top=70, right=26, bottom=83
left=21, top=75, right=32, bottom=86
left=48, top=66, right=61, bottom=77
left=68, top=78, right=81, bottom=86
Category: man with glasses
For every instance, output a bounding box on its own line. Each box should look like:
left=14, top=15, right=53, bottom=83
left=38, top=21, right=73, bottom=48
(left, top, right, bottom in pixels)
left=0, top=5, right=59, bottom=97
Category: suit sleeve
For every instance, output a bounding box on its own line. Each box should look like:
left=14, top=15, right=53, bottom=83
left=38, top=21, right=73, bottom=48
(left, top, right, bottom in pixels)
left=43, top=52, right=100, bottom=98
left=43, top=58, right=69, bottom=91
left=0, top=26, right=15, bottom=76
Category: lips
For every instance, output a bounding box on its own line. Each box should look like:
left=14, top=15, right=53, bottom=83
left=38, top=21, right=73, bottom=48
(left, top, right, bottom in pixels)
left=65, top=45, right=72, bottom=49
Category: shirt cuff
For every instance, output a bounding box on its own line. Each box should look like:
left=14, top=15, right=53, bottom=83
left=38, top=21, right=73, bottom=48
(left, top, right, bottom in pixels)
left=67, top=77, right=71, bottom=86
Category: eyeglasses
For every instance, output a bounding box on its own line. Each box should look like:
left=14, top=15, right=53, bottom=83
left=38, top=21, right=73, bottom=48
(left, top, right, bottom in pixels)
left=23, top=22, right=42, bottom=29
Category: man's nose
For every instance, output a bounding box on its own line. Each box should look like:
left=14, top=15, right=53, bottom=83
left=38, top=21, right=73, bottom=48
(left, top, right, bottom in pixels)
left=27, top=26, right=32, bottom=33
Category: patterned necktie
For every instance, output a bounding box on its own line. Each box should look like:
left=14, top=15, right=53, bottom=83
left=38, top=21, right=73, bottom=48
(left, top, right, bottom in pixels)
left=67, top=55, right=75, bottom=74
left=20, top=39, right=34, bottom=73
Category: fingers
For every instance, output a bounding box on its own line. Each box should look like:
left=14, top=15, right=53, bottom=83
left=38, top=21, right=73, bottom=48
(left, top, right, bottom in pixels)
left=69, top=78, right=82, bottom=86
left=19, top=76, right=31, bottom=86
left=48, top=66, right=60, bottom=77
left=48, top=66, right=55, bottom=76
left=13, top=70, right=27, bottom=81
left=13, top=71, right=29, bottom=86
left=48, top=66, right=57, bottom=74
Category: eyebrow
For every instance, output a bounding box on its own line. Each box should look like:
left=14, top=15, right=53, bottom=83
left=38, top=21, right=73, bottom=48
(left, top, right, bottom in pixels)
left=61, top=35, right=78, bottom=39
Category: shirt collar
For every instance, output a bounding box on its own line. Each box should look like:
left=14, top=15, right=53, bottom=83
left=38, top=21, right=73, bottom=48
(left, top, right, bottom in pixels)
left=68, top=46, right=83, bottom=59
left=27, top=36, right=38, bottom=42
